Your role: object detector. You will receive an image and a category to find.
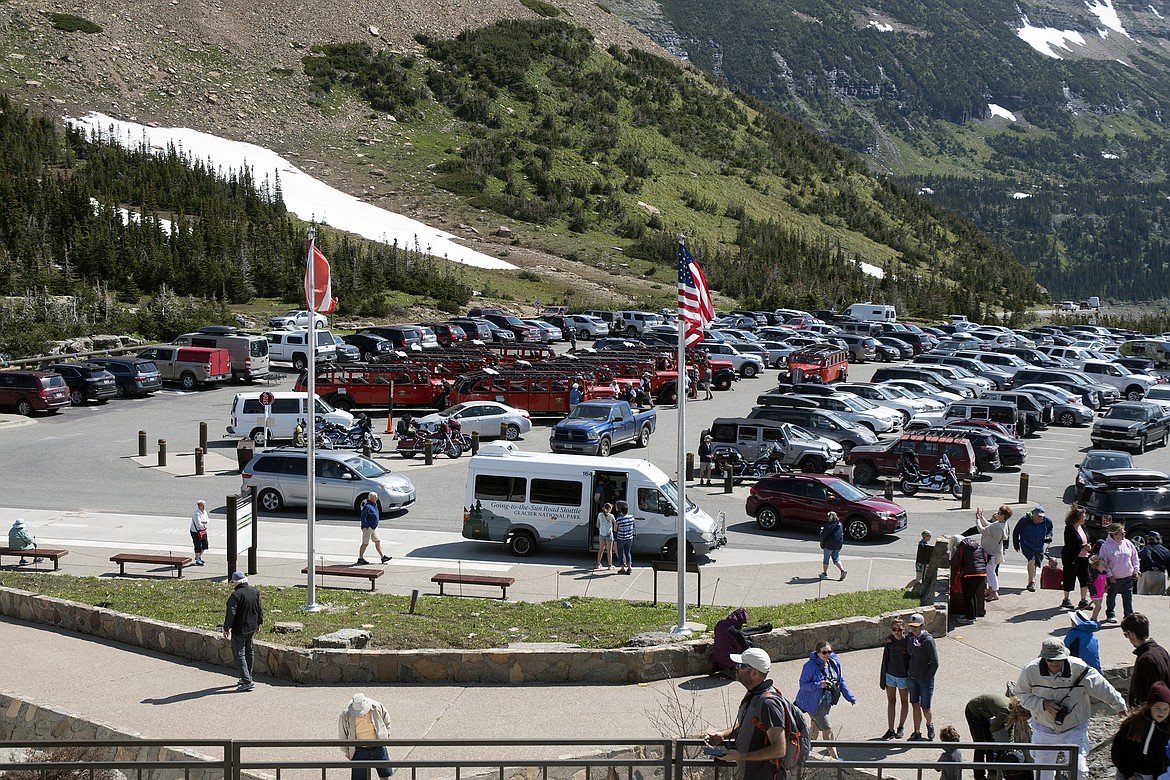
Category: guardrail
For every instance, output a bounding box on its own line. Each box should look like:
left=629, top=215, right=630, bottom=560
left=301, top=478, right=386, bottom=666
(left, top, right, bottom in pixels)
left=0, top=342, right=152, bottom=369
left=0, top=737, right=1080, bottom=779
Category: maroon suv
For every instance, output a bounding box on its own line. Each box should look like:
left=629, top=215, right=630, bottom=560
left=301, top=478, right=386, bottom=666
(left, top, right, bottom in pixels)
left=0, top=370, right=70, bottom=415
left=745, top=473, right=908, bottom=542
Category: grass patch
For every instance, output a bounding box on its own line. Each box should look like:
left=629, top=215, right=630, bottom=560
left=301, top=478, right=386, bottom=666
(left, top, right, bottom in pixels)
left=520, top=0, right=561, bottom=17
left=45, top=12, right=102, bottom=33
left=0, top=573, right=916, bottom=650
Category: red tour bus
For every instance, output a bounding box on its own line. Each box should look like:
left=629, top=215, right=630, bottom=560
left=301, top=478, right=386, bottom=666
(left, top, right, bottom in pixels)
left=450, top=369, right=618, bottom=415
left=294, top=364, right=444, bottom=409
left=787, top=346, right=849, bottom=384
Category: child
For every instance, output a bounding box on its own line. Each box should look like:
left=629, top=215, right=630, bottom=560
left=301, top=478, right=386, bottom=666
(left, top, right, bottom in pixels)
left=906, top=530, right=934, bottom=591
left=1088, top=554, right=1108, bottom=622
left=936, top=725, right=962, bottom=780
left=595, top=503, right=615, bottom=570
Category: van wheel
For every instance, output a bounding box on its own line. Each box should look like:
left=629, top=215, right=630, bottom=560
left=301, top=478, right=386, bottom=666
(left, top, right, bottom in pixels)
left=597, top=437, right=612, bottom=457
left=637, top=424, right=651, bottom=448
left=507, top=531, right=536, bottom=557
left=756, top=505, right=781, bottom=531
left=663, top=538, right=694, bottom=561
left=15, top=399, right=32, bottom=416
left=293, top=354, right=307, bottom=371
left=1126, top=386, right=1146, bottom=401
left=258, top=489, right=283, bottom=512
left=179, top=372, right=198, bottom=391
left=844, top=516, right=870, bottom=542
left=250, top=428, right=268, bottom=445
left=799, top=456, right=825, bottom=473
left=741, top=363, right=758, bottom=378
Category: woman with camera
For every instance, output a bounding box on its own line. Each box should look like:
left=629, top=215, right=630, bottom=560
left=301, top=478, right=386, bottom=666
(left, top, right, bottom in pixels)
left=795, top=639, right=857, bottom=760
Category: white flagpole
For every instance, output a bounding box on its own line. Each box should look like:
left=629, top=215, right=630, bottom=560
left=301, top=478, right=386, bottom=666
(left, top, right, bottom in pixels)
left=673, top=235, right=689, bottom=636
left=303, top=226, right=321, bottom=612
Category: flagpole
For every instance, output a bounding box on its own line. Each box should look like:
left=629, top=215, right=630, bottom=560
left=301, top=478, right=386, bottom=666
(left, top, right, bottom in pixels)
left=303, top=225, right=322, bottom=613
left=673, top=235, right=690, bottom=636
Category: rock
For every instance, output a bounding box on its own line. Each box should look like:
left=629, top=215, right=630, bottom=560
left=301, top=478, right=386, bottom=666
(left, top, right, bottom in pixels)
left=312, top=628, right=371, bottom=649
left=626, top=631, right=688, bottom=647
left=357, top=135, right=370, bottom=144
left=272, top=621, right=303, bottom=633
left=561, top=600, right=572, bottom=609
left=369, top=26, right=380, bottom=36
left=495, top=226, right=513, bottom=238
left=369, top=169, right=385, bottom=177
left=636, top=200, right=661, bottom=216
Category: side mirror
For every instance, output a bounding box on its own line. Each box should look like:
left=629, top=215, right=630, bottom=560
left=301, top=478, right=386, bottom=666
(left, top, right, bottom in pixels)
left=663, top=504, right=677, bottom=517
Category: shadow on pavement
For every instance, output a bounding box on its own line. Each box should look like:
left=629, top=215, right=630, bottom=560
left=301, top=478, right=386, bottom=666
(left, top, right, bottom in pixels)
left=141, top=686, right=239, bottom=705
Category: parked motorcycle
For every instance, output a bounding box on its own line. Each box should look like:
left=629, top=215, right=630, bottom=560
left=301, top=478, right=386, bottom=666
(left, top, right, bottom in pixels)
left=899, top=462, right=962, bottom=498
left=395, top=418, right=462, bottom=459
left=316, top=415, right=383, bottom=452
left=710, top=444, right=788, bottom=484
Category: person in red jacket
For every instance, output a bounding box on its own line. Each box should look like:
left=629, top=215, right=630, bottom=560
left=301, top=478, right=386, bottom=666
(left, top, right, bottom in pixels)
left=950, top=535, right=988, bottom=626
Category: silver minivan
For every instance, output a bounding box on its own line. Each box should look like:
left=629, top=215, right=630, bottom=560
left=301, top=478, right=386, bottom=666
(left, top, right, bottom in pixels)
left=241, top=448, right=416, bottom=513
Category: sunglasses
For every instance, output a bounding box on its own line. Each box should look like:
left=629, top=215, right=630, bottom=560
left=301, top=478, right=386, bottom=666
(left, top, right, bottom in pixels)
left=818, top=650, right=833, bottom=656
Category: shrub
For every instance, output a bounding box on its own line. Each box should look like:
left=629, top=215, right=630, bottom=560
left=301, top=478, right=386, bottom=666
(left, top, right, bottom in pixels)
left=46, top=12, right=102, bottom=33
left=518, top=269, right=542, bottom=282
left=520, top=0, right=561, bottom=17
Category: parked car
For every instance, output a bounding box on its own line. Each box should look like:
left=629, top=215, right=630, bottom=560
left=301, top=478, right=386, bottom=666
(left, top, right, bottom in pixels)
left=1075, top=449, right=1134, bottom=490
left=484, top=314, right=542, bottom=343
left=837, top=333, right=878, bottom=363
left=700, top=342, right=766, bottom=377
left=342, top=333, right=396, bottom=362
left=1079, top=469, right=1170, bottom=549
left=357, top=325, right=424, bottom=350
left=523, top=319, right=562, bottom=343
left=84, top=357, right=163, bottom=398
left=330, top=335, right=361, bottom=363
left=0, top=370, right=70, bottom=415
left=927, top=426, right=1004, bottom=473
left=136, top=345, right=232, bottom=389
left=45, top=363, right=117, bottom=405
left=1090, top=401, right=1170, bottom=452
left=836, top=382, right=942, bottom=424
left=746, top=472, right=908, bottom=542
left=269, top=310, right=328, bottom=329
left=415, top=401, right=532, bottom=440
left=846, top=430, right=978, bottom=485
left=1014, top=383, right=1095, bottom=426
left=242, top=448, right=415, bottom=513
left=746, top=405, right=878, bottom=453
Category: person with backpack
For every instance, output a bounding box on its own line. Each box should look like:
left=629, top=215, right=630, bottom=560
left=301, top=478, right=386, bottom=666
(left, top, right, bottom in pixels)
left=705, top=647, right=805, bottom=779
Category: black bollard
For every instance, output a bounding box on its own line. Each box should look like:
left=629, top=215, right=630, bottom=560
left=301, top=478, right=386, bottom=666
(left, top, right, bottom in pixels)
left=362, top=443, right=371, bottom=458
left=158, top=439, right=167, bottom=467
left=961, top=480, right=972, bottom=509
left=138, top=430, right=147, bottom=457
left=199, top=421, right=208, bottom=454
left=1018, top=473, right=1030, bottom=505
left=195, top=447, right=204, bottom=476
left=471, top=431, right=480, bottom=455
left=424, top=440, right=433, bottom=466
left=724, top=469, right=733, bottom=494
left=686, top=452, right=694, bottom=481
left=500, top=422, right=508, bottom=439
left=885, top=479, right=894, bottom=501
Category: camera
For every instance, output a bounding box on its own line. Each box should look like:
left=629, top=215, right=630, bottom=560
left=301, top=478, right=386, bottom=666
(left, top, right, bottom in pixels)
left=1053, top=704, right=1070, bottom=725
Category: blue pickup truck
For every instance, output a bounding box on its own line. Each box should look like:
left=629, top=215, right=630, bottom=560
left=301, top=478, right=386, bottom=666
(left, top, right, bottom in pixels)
left=550, top=399, right=657, bottom=456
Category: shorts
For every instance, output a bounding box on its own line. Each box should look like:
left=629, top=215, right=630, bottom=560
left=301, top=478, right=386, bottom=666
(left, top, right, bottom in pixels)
left=809, top=710, right=832, bottom=731
left=361, top=527, right=381, bottom=545
left=599, top=530, right=613, bottom=541
left=822, top=548, right=841, bottom=566
left=1020, top=545, right=1046, bottom=565
left=884, top=673, right=909, bottom=689
left=908, top=677, right=935, bottom=709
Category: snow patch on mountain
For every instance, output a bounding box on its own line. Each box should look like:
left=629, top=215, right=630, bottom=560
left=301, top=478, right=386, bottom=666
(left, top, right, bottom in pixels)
left=989, top=104, right=1017, bottom=121
left=1086, top=0, right=1129, bottom=37
left=1016, top=16, right=1087, bottom=58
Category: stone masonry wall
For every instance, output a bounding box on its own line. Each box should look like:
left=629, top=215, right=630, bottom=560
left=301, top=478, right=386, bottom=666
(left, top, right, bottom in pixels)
left=0, top=586, right=944, bottom=684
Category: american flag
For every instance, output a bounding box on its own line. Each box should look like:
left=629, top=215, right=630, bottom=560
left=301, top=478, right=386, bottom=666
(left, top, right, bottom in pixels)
left=678, top=239, right=714, bottom=346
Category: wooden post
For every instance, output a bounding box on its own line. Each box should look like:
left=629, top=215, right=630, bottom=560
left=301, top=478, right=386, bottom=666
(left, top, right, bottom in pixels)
left=195, top=447, right=204, bottom=476
left=199, top=421, right=208, bottom=453
left=885, top=479, right=894, bottom=501
left=723, top=469, right=733, bottom=494
left=961, top=480, right=972, bottom=509
left=157, top=439, right=167, bottom=467
left=685, top=452, right=694, bottom=481
left=471, top=431, right=480, bottom=455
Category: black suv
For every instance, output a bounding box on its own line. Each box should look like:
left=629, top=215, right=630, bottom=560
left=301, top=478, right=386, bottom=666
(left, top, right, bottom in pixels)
left=84, top=358, right=162, bottom=397
left=1090, top=401, right=1170, bottom=453
left=46, top=362, right=117, bottom=405
left=357, top=325, right=423, bottom=350
left=1079, top=469, right=1170, bottom=549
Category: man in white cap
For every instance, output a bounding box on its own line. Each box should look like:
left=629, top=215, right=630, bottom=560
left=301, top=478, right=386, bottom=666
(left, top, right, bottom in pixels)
left=222, top=571, right=263, bottom=692
left=1016, top=637, right=1125, bottom=780
left=7, top=518, right=41, bottom=565
left=705, top=647, right=791, bottom=780
left=339, top=692, right=394, bottom=779
left=905, top=612, right=938, bottom=741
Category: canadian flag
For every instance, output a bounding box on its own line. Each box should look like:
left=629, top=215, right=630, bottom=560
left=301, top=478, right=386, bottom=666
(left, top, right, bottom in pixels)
left=304, top=240, right=337, bottom=313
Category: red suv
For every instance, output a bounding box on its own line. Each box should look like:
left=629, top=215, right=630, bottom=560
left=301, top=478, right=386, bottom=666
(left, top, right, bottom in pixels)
left=0, top=370, right=70, bottom=415
left=745, top=473, right=908, bottom=542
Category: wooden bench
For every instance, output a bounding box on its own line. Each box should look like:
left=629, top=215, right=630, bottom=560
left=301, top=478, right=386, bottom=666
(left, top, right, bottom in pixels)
left=302, top=565, right=384, bottom=592
left=0, top=547, right=69, bottom=571
left=650, top=559, right=703, bottom=607
left=431, top=573, right=516, bottom=600
left=110, top=553, right=192, bottom=578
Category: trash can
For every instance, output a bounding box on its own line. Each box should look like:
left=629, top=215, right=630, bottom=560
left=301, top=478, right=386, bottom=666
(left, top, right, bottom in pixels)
left=236, top=439, right=256, bottom=470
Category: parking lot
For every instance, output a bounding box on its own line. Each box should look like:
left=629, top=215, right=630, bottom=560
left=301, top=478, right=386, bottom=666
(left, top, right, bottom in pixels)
left=5, top=350, right=1167, bottom=572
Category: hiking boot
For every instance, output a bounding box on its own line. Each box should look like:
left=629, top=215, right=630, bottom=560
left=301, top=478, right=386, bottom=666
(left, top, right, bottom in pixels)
left=895, top=726, right=905, bottom=739
left=1060, top=599, right=1073, bottom=609
left=1077, top=600, right=1091, bottom=610
left=356, top=558, right=370, bottom=565
left=907, top=732, right=924, bottom=741
left=927, top=725, right=936, bottom=741
left=380, top=555, right=391, bottom=564
left=880, top=729, right=897, bottom=740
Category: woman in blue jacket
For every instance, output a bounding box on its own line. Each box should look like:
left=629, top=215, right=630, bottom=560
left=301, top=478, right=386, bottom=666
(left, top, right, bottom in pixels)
left=795, top=640, right=857, bottom=759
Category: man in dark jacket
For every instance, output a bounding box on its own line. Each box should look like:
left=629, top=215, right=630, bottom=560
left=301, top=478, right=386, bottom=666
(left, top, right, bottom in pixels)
left=1138, top=531, right=1170, bottom=595
left=907, top=612, right=939, bottom=741
left=222, top=571, right=264, bottom=692
left=819, top=512, right=846, bottom=580
left=951, top=535, right=988, bottom=626
left=713, top=608, right=750, bottom=677
left=1012, top=506, right=1053, bottom=592
left=1121, top=612, right=1170, bottom=706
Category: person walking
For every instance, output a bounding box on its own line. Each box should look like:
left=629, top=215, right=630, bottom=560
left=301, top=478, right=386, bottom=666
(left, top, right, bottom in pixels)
left=357, top=492, right=391, bottom=566
left=6, top=518, right=40, bottom=565
left=613, top=500, right=635, bottom=575
left=1139, top=530, right=1170, bottom=596
left=1111, top=681, right=1170, bottom=780
left=704, top=647, right=790, bottom=780
left=568, top=383, right=582, bottom=411
left=819, top=512, right=846, bottom=581
left=906, top=612, right=939, bottom=741
left=1122, top=613, right=1170, bottom=708
left=1060, top=505, right=1092, bottom=610
left=795, top=639, right=856, bottom=759
left=1012, top=506, right=1053, bottom=592
left=339, top=693, right=394, bottom=780
left=566, top=327, right=577, bottom=352
left=189, top=499, right=209, bottom=567
left=595, top=502, right=615, bottom=570
left=1101, top=522, right=1140, bottom=624
left=698, top=434, right=714, bottom=486
left=222, top=571, right=263, bottom=692
left=1016, top=638, right=1126, bottom=780
left=963, top=691, right=1013, bottom=780
left=975, top=505, right=1011, bottom=601
left=879, top=617, right=911, bottom=740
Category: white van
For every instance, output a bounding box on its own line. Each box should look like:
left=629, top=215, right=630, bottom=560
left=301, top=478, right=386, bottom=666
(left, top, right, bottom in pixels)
left=227, top=391, right=355, bottom=443
left=174, top=326, right=271, bottom=381
left=463, top=445, right=726, bottom=559
left=844, top=302, right=897, bottom=323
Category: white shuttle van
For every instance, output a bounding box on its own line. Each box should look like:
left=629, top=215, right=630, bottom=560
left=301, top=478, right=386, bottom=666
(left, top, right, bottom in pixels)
left=463, top=445, right=726, bottom=559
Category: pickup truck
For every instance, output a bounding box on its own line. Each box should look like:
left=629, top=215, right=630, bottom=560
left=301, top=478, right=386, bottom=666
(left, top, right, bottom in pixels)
left=264, top=329, right=337, bottom=370
left=550, top=399, right=656, bottom=456
left=136, top=346, right=231, bottom=390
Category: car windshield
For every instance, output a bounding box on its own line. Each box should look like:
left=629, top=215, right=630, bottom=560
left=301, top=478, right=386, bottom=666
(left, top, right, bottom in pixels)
left=1085, top=488, right=1170, bottom=513
left=1107, top=406, right=1150, bottom=421
left=440, top=403, right=471, bottom=418
left=343, top=455, right=389, bottom=478
left=839, top=395, right=873, bottom=411
left=659, top=480, right=698, bottom=514
left=1085, top=453, right=1132, bottom=470
left=828, top=479, right=869, bottom=501
left=1147, top=387, right=1170, bottom=401
left=568, top=405, right=611, bottom=420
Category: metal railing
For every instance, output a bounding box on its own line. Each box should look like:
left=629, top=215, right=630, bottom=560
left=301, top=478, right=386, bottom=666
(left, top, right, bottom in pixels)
left=0, top=737, right=1080, bottom=779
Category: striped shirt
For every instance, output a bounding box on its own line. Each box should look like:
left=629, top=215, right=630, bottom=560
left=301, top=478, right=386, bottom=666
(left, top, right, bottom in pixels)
left=614, top=514, right=635, bottom=541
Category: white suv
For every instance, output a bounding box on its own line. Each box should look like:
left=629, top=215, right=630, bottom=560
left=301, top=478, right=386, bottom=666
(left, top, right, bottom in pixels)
left=1080, top=359, right=1158, bottom=401
left=269, top=310, right=328, bottom=329
left=792, top=391, right=903, bottom=433
left=699, top=342, right=766, bottom=377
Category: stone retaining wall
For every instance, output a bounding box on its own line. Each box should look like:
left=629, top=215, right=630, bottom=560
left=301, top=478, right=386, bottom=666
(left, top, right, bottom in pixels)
left=0, top=586, right=944, bottom=684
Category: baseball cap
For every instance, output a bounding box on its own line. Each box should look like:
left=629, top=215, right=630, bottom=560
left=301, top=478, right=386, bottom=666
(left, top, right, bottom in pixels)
left=230, top=571, right=247, bottom=582
left=908, top=613, right=925, bottom=627
left=729, top=647, right=771, bottom=674
left=1040, top=638, right=1070, bottom=660
left=1031, top=506, right=1046, bottom=515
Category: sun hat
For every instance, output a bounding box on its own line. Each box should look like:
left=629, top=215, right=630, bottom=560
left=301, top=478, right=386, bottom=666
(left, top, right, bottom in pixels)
left=729, top=647, right=771, bottom=674
left=1040, top=638, right=1070, bottom=660
left=348, top=693, right=373, bottom=715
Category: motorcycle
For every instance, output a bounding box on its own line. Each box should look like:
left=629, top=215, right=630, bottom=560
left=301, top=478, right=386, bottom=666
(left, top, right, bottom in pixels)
left=899, top=462, right=962, bottom=498
left=710, top=444, right=788, bottom=484
left=395, top=419, right=462, bottom=459
left=316, top=415, right=383, bottom=452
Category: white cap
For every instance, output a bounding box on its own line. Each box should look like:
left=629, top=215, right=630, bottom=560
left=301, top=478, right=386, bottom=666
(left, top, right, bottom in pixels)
left=729, top=647, right=771, bottom=674
left=348, top=693, right=372, bottom=715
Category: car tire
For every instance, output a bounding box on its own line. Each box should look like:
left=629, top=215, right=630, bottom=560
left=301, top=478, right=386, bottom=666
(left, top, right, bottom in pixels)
left=179, top=373, right=198, bottom=391
left=1139, top=435, right=1149, bottom=454
left=507, top=530, right=536, bottom=557
left=626, top=326, right=638, bottom=337
left=637, top=424, right=651, bottom=448
left=363, top=351, right=376, bottom=362
left=598, top=437, right=612, bottom=457
left=1127, top=386, right=1145, bottom=401
left=662, top=538, right=694, bottom=561
left=1058, top=411, right=1077, bottom=427
left=293, top=354, right=307, bottom=371
left=741, top=363, right=758, bottom=378
left=844, top=516, right=871, bottom=542
left=716, top=376, right=733, bottom=391
left=258, top=488, right=283, bottom=512
left=15, top=399, right=33, bottom=416
left=756, top=505, right=781, bottom=531
left=799, top=455, right=825, bottom=473
left=250, top=428, right=268, bottom=445
left=70, top=390, right=85, bottom=406
left=505, top=423, right=521, bottom=441
left=330, top=396, right=354, bottom=411
left=355, top=496, right=380, bottom=513
left=114, top=384, right=127, bottom=399
left=852, top=461, right=878, bottom=484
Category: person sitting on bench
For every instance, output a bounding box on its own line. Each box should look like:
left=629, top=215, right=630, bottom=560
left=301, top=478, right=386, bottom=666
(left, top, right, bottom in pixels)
left=7, top=518, right=42, bottom=565
left=712, top=607, right=773, bottom=678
